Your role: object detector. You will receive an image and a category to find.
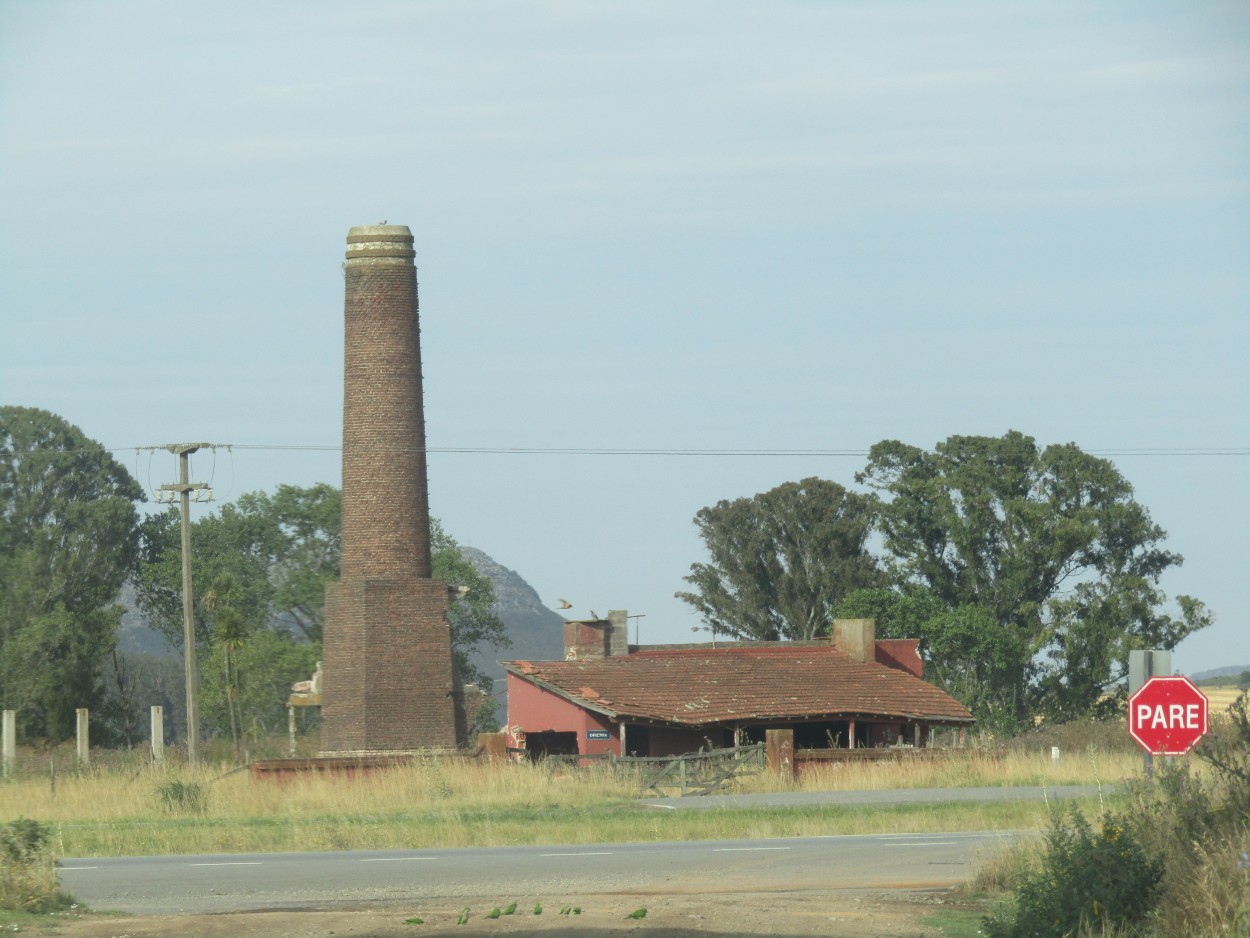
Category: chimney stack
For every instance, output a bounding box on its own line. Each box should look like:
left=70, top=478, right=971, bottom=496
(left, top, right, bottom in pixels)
left=320, top=225, right=459, bottom=755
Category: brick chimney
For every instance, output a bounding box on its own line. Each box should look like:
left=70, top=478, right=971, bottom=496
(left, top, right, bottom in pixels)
left=321, top=225, right=459, bottom=755
left=562, top=610, right=630, bottom=659
left=832, top=618, right=876, bottom=663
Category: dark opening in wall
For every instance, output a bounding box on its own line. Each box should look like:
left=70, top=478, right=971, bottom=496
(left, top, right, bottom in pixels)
left=525, top=731, right=578, bottom=759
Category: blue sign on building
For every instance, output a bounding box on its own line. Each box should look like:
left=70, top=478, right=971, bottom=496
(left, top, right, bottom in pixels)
left=586, top=729, right=611, bottom=740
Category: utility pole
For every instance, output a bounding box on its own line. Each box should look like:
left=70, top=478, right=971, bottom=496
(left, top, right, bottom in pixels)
left=157, top=444, right=214, bottom=767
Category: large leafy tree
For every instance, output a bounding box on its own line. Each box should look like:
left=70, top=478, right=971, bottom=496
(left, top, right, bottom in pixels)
left=857, top=431, right=1210, bottom=727
left=676, top=477, right=883, bottom=641
left=0, top=407, right=144, bottom=740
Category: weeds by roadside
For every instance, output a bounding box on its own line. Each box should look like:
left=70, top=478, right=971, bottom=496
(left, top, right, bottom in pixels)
left=0, top=818, right=74, bottom=913
left=974, top=692, right=1250, bottom=937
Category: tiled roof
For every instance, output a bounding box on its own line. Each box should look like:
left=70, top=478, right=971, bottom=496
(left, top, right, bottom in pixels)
left=503, top=644, right=974, bottom=726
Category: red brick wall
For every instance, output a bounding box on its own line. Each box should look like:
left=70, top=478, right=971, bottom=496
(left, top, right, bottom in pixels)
left=322, top=578, right=458, bottom=752
left=874, top=639, right=923, bottom=678
left=505, top=674, right=621, bottom=757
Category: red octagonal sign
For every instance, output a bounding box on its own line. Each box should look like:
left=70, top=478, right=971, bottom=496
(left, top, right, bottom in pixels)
left=1128, top=675, right=1209, bottom=755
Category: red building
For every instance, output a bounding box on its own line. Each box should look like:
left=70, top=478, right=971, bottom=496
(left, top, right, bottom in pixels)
left=503, top=615, right=974, bottom=758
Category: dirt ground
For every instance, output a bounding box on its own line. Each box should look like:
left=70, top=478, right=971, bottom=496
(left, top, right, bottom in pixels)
left=45, top=888, right=980, bottom=938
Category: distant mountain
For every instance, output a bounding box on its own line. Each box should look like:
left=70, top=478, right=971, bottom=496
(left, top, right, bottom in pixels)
left=460, top=546, right=566, bottom=690
left=1191, top=664, right=1250, bottom=683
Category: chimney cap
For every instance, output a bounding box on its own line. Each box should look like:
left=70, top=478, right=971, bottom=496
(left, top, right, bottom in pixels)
left=345, top=225, right=415, bottom=263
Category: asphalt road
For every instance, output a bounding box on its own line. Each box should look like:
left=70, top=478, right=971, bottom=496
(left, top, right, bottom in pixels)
left=61, top=830, right=1015, bottom=915
left=59, top=787, right=1091, bottom=915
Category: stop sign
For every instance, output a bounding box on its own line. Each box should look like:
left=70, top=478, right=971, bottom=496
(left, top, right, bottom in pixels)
left=1128, top=675, right=1208, bottom=755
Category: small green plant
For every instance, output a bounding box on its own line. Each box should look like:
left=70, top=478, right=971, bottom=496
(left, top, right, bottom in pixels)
left=0, top=819, right=72, bottom=913
left=155, top=779, right=208, bottom=814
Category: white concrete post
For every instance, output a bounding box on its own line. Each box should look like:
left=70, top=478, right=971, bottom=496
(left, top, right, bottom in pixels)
left=288, top=705, right=296, bottom=757
left=76, top=708, right=90, bottom=764
left=2, top=709, right=15, bottom=778
left=1051, top=746, right=1061, bottom=765
left=150, top=706, right=164, bottom=763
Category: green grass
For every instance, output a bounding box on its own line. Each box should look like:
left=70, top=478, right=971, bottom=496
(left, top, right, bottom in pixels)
left=0, top=906, right=92, bottom=933
left=47, top=795, right=1117, bottom=858
left=923, top=909, right=990, bottom=938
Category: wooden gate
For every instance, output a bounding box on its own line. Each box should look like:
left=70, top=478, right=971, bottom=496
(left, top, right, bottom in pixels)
left=631, top=744, right=765, bottom=796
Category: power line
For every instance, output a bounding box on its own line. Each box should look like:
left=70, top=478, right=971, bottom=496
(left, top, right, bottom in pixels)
left=2, top=443, right=1249, bottom=459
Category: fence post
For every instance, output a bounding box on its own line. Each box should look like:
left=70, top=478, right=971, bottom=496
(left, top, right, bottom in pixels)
left=76, top=708, right=90, bottom=765
left=2, top=709, right=15, bottom=778
left=150, top=706, right=165, bottom=764
left=765, top=729, right=795, bottom=779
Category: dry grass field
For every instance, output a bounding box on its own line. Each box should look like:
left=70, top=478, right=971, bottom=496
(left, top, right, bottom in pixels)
left=0, top=737, right=1152, bottom=859
left=1203, top=684, right=1247, bottom=712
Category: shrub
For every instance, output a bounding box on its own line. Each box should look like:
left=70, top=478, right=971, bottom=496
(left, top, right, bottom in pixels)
left=982, top=807, right=1163, bottom=937
left=1137, top=692, right=1250, bottom=935
left=979, top=691, right=1250, bottom=937
left=156, top=779, right=208, bottom=814
left=0, top=818, right=72, bottom=913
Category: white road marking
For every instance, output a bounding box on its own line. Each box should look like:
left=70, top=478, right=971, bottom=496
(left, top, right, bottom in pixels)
left=712, top=846, right=791, bottom=852
left=883, top=842, right=959, bottom=847
left=61, top=866, right=98, bottom=870
left=360, top=857, right=438, bottom=862
left=539, top=852, right=614, bottom=857
left=188, top=861, right=263, bottom=867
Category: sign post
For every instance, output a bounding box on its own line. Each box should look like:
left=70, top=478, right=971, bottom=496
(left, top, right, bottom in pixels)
left=1128, top=675, right=1209, bottom=757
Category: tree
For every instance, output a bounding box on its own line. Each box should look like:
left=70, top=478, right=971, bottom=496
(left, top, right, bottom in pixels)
left=133, top=484, right=510, bottom=740
left=676, top=477, right=883, bottom=641
left=202, top=573, right=248, bottom=754
left=233, top=484, right=340, bottom=643
left=0, top=407, right=144, bottom=740
left=831, top=586, right=947, bottom=641
left=134, top=507, right=273, bottom=652
left=858, top=431, right=1210, bottom=726
left=197, top=629, right=319, bottom=748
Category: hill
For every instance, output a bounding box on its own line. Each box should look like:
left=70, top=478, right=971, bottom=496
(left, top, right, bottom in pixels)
left=459, top=546, right=566, bottom=692
left=1191, top=665, right=1250, bottom=683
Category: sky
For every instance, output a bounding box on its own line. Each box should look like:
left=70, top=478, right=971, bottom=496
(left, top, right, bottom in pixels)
left=1, top=1, right=1246, bottom=675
